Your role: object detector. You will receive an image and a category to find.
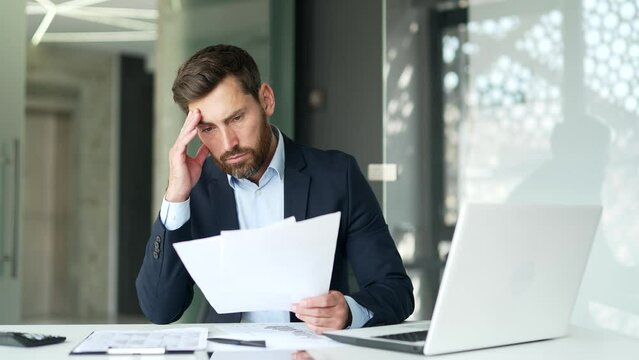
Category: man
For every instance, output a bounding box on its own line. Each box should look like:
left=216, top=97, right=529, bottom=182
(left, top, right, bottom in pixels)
left=136, top=44, right=413, bottom=332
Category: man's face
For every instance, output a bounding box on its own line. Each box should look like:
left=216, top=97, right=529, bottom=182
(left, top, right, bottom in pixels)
left=189, top=76, right=274, bottom=179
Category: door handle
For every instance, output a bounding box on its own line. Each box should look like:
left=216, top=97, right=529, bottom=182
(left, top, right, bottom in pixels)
left=0, top=141, right=7, bottom=277
left=1, top=138, right=19, bottom=278
left=11, top=139, right=19, bottom=278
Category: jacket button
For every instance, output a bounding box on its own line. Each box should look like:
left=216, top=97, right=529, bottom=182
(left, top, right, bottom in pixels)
left=153, top=236, right=161, bottom=259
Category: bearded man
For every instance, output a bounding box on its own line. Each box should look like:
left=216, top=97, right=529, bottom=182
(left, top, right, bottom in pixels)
left=136, top=44, right=414, bottom=333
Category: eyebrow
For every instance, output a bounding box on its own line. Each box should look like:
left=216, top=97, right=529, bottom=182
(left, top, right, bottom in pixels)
left=197, top=108, right=246, bottom=128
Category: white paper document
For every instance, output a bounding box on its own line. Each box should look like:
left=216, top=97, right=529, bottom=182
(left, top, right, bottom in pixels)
left=173, top=212, right=341, bottom=313
left=208, top=323, right=344, bottom=357
left=70, top=327, right=208, bottom=354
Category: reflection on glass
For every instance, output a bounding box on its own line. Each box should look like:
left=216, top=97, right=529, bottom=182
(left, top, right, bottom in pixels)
left=442, top=24, right=466, bottom=226
left=443, top=10, right=565, bottom=225
left=459, top=0, right=639, bottom=338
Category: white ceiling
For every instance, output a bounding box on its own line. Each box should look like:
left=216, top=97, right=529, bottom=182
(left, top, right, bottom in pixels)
left=26, top=0, right=157, bottom=58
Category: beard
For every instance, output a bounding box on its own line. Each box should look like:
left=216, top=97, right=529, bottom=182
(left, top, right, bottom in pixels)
left=213, top=116, right=273, bottom=179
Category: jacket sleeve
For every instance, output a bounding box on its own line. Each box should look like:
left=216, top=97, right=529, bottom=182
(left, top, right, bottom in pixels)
left=135, top=215, right=195, bottom=324
left=343, top=156, right=415, bottom=326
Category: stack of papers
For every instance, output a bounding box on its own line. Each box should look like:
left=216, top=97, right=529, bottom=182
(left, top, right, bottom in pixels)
left=173, top=212, right=341, bottom=313
left=70, top=328, right=208, bottom=354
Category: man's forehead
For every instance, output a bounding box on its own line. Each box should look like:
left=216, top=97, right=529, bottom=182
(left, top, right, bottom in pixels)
left=195, top=107, right=246, bottom=126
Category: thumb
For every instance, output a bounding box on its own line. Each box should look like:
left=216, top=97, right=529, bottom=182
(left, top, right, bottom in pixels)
left=193, top=144, right=209, bottom=166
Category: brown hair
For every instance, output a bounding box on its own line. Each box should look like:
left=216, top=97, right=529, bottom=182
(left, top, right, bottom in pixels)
left=172, top=44, right=262, bottom=113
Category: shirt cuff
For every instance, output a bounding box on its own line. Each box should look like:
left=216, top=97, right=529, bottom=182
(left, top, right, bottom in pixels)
left=160, top=197, right=191, bottom=231
left=344, top=295, right=374, bottom=329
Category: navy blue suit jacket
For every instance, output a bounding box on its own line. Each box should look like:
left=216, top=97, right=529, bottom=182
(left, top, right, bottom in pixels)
left=136, top=135, right=414, bottom=325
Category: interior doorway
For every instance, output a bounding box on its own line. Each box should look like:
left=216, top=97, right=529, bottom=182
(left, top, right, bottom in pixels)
left=22, top=106, right=76, bottom=322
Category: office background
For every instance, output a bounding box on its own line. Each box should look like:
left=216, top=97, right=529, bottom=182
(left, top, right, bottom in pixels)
left=1, top=0, right=638, bottom=340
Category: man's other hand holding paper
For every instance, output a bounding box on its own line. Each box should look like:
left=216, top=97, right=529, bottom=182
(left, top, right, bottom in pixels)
left=292, top=291, right=350, bottom=333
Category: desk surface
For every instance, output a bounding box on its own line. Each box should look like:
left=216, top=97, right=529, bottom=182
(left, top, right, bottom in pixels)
left=1, top=323, right=639, bottom=359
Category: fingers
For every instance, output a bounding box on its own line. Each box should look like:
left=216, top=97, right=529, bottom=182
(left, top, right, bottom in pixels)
left=169, top=110, right=203, bottom=166
left=293, top=306, right=332, bottom=318
left=175, top=109, right=202, bottom=149
left=295, top=313, right=341, bottom=331
left=193, top=143, right=209, bottom=166
left=297, top=291, right=340, bottom=308
left=294, top=304, right=348, bottom=329
left=292, top=291, right=349, bottom=332
left=180, top=109, right=202, bottom=135
left=302, top=317, right=348, bottom=334
left=165, top=109, right=205, bottom=202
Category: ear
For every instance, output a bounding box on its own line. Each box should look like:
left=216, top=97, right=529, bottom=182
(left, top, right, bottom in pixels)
left=259, top=83, right=276, bottom=117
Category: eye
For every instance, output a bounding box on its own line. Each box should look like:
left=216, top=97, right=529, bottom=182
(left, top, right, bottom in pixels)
left=232, top=114, right=242, bottom=122
left=199, top=126, right=214, bottom=133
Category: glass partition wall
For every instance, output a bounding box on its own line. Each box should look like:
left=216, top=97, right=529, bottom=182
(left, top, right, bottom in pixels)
left=383, top=0, right=639, bottom=335
left=383, top=0, right=442, bottom=320
left=465, top=0, right=639, bottom=337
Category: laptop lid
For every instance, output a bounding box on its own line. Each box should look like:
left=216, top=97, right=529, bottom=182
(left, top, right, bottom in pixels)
left=324, top=204, right=601, bottom=356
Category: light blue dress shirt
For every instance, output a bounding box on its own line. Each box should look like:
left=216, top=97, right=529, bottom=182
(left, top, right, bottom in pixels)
left=160, top=127, right=373, bottom=327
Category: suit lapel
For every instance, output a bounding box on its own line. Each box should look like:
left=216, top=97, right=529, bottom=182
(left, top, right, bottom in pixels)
left=205, top=166, right=240, bottom=322
left=283, top=136, right=310, bottom=221
left=282, top=136, right=310, bottom=323
left=207, top=175, right=240, bottom=232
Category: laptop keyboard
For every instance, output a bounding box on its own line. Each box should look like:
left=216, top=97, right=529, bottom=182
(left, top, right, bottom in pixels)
left=374, top=330, right=428, bottom=343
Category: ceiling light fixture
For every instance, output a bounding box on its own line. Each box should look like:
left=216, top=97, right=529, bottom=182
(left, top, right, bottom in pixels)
left=42, top=31, right=157, bottom=42
left=28, top=0, right=157, bottom=45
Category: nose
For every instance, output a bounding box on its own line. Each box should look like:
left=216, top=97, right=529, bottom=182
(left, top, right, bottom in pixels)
left=220, top=126, right=239, bottom=151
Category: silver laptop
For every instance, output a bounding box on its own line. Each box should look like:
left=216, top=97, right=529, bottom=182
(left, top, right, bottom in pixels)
left=324, top=203, right=602, bottom=355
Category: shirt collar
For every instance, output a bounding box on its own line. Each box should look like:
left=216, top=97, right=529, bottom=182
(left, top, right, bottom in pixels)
left=227, top=125, right=285, bottom=188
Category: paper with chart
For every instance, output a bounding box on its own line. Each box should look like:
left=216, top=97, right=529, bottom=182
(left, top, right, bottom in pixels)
left=173, top=212, right=341, bottom=313
left=70, top=327, right=208, bottom=354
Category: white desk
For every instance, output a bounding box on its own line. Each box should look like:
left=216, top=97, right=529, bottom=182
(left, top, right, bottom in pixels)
left=2, top=323, right=639, bottom=359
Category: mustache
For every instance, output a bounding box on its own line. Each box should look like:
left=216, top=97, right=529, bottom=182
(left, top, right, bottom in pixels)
left=221, top=146, right=252, bottom=161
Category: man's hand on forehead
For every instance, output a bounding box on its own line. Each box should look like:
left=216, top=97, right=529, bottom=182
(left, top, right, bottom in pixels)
left=165, top=108, right=209, bottom=202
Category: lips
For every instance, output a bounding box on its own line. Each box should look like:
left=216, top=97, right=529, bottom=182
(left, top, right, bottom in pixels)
left=224, top=152, right=248, bottom=164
